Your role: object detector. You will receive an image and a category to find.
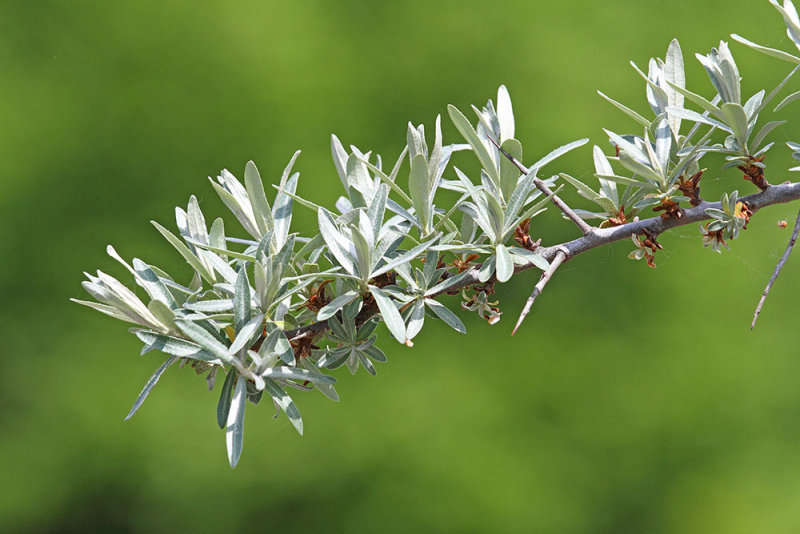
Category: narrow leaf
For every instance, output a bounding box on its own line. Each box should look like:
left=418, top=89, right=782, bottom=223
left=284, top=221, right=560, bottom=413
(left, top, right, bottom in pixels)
left=665, top=81, right=722, bottom=116
left=720, top=102, right=750, bottom=149
left=775, top=89, right=800, bottom=111
left=409, top=154, right=431, bottom=231
left=234, top=267, right=251, bottom=333
left=263, top=379, right=303, bottom=435
left=425, top=299, right=466, bottom=333
left=175, top=320, right=232, bottom=363
left=664, top=38, right=686, bottom=138
left=229, top=314, right=264, bottom=356
left=273, top=171, right=298, bottom=251
left=317, top=208, right=355, bottom=275
left=371, top=235, right=439, bottom=278
left=495, top=244, right=514, bottom=282
left=226, top=375, right=246, bottom=468
left=425, top=269, right=472, bottom=297
left=124, top=356, right=178, bottom=421
left=71, top=298, right=137, bottom=324
left=405, top=299, right=426, bottom=340
left=752, top=120, right=786, bottom=152
left=510, top=248, right=550, bottom=271
left=151, top=221, right=214, bottom=283
left=597, top=91, right=651, bottom=127
left=244, top=161, right=272, bottom=238
left=447, top=104, right=500, bottom=185
left=134, top=330, right=222, bottom=362
left=665, top=107, right=732, bottom=133
left=530, top=138, right=589, bottom=174
left=261, top=366, right=336, bottom=383
left=316, top=290, right=359, bottom=321
left=497, top=85, right=515, bottom=142
left=731, top=34, right=800, bottom=64
left=216, top=369, right=237, bottom=429
left=368, top=285, right=407, bottom=344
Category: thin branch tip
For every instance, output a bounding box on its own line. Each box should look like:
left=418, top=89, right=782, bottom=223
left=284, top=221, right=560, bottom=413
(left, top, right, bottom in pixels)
left=487, top=135, right=593, bottom=236
left=487, top=135, right=528, bottom=174
left=751, top=206, right=800, bottom=329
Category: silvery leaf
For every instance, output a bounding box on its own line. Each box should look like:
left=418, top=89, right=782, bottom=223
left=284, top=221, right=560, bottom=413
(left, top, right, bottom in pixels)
left=226, top=375, right=246, bottom=468
left=217, top=369, right=237, bottom=429
left=368, top=285, right=406, bottom=344
left=425, top=299, right=466, bottom=334
left=124, top=356, right=178, bottom=421
left=263, top=379, right=303, bottom=435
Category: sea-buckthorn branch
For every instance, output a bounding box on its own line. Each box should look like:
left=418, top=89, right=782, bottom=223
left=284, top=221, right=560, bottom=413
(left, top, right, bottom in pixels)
left=284, top=180, right=800, bottom=342
left=73, top=0, right=800, bottom=468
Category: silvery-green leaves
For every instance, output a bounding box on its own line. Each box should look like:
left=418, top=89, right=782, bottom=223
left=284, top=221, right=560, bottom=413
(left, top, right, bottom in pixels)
left=447, top=85, right=528, bottom=203
left=448, top=123, right=579, bottom=282
left=76, top=84, right=588, bottom=469
left=702, top=190, right=748, bottom=252
left=695, top=42, right=741, bottom=105
left=209, top=156, right=299, bottom=253
left=405, top=117, right=468, bottom=236
left=664, top=40, right=793, bottom=164
left=393, top=251, right=468, bottom=340
left=454, top=165, right=553, bottom=282
left=330, top=134, right=408, bottom=214
left=561, top=146, right=645, bottom=225
left=601, top=116, right=698, bottom=195
left=73, top=247, right=176, bottom=334
left=316, top=301, right=388, bottom=375
left=662, top=39, right=686, bottom=140
left=316, top=197, right=439, bottom=293
left=605, top=39, right=686, bottom=140
left=368, top=284, right=408, bottom=344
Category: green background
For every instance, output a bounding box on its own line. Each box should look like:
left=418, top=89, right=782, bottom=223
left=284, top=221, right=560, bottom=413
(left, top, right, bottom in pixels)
left=4, top=1, right=800, bottom=532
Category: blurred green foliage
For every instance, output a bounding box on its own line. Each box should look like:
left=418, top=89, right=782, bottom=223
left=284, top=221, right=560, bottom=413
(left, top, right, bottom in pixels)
left=4, top=0, right=800, bottom=532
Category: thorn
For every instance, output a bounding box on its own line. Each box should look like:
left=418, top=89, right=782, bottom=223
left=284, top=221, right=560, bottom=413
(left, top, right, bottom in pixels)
left=511, top=250, right=567, bottom=336
left=511, top=289, right=540, bottom=335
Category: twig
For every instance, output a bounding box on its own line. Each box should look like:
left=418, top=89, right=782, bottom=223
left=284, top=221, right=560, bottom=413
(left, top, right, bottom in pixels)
left=487, top=136, right=593, bottom=236
left=512, top=249, right=567, bottom=335
left=751, top=206, right=800, bottom=330
left=284, top=181, right=800, bottom=340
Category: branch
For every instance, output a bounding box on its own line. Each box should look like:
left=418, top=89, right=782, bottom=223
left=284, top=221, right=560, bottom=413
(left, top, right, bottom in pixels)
left=511, top=249, right=567, bottom=335
left=285, top=180, right=800, bottom=340
left=751, top=206, right=800, bottom=329
left=487, top=136, right=593, bottom=235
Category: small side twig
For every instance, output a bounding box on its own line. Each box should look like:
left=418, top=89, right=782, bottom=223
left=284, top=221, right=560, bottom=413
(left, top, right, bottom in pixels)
left=512, top=249, right=568, bottom=335
left=488, top=136, right=593, bottom=236
left=751, top=206, right=800, bottom=330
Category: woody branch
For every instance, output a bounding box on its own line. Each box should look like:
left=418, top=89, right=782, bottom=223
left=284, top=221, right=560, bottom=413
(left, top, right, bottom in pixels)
left=285, top=180, right=800, bottom=341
